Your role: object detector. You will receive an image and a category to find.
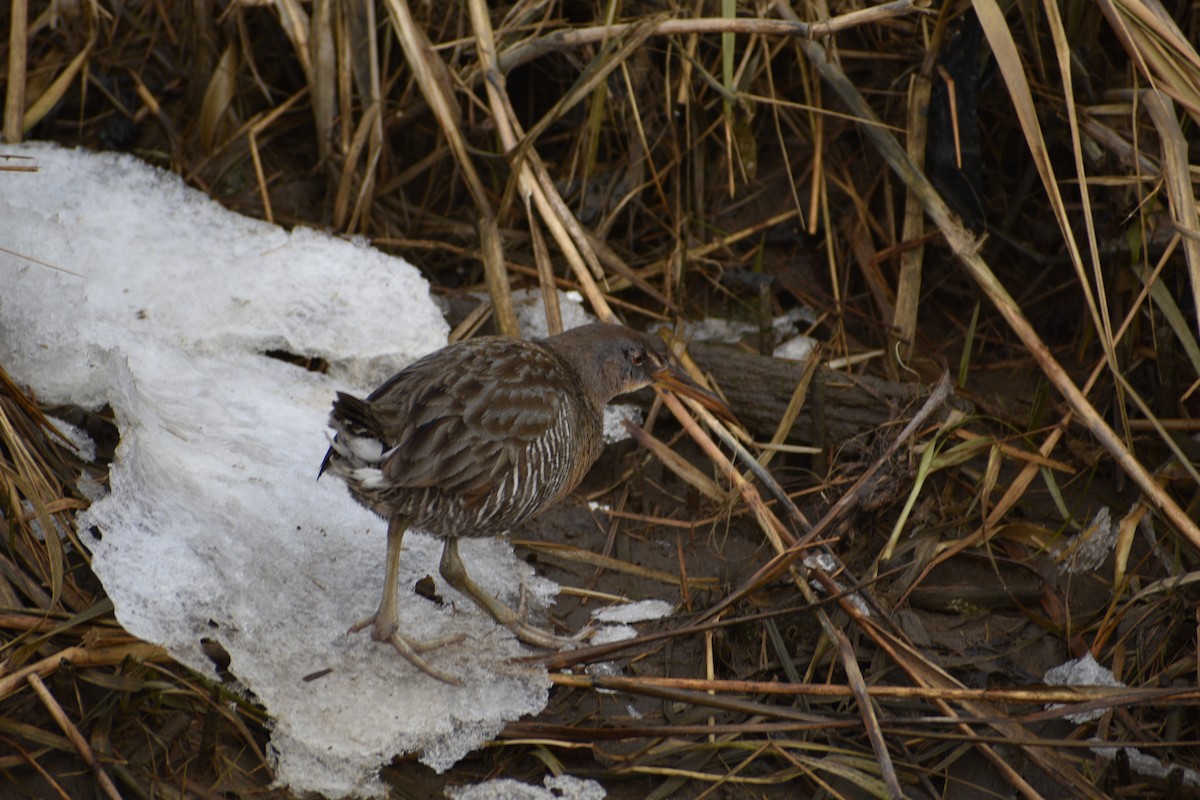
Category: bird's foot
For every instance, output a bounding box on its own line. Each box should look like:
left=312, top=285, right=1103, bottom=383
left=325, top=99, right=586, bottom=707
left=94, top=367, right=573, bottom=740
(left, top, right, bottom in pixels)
left=439, top=542, right=586, bottom=651
left=348, top=613, right=466, bottom=686
left=493, top=583, right=591, bottom=651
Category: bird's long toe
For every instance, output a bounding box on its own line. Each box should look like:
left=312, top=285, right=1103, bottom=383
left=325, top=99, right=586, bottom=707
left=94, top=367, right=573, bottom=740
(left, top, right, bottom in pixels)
left=382, top=631, right=465, bottom=686
left=506, top=619, right=584, bottom=650
left=349, top=611, right=466, bottom=685
left=505, top=581, right=586, bottom=649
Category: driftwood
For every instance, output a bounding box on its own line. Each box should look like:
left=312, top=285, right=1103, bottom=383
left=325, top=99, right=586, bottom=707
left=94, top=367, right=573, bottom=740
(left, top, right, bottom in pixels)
left=687, top=342, right=956, bottom=450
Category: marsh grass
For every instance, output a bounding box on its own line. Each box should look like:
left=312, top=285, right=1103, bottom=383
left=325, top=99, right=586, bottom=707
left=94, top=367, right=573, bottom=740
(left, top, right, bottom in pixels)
left=3, top=0, right=1199, bottom=796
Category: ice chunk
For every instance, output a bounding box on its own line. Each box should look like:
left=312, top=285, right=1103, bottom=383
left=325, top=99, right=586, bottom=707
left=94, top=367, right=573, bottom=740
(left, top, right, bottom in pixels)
left=0, top=142, right=556, bottom=798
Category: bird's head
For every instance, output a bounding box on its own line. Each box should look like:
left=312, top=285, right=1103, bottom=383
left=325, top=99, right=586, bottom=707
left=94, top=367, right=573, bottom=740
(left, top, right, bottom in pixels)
left=546, top=324, right=735, bottom=423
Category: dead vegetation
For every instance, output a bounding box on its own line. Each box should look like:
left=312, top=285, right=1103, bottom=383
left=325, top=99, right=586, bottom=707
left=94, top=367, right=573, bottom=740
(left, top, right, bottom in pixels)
left=3, top=0, right=1200, bottom=797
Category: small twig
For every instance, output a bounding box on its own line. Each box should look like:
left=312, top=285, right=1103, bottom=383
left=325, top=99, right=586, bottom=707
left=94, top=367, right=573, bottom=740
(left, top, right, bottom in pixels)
left=833, top=627, right=904, bottom=799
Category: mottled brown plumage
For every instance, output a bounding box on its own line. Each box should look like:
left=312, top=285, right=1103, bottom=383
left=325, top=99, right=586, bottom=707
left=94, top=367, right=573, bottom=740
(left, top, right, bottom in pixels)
left=320, top=323, right=732, bottom=683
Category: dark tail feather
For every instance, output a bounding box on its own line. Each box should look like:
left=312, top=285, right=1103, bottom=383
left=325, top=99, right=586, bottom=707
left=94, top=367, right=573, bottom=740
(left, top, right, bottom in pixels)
left=319, top=392, right=379, bottom=479
left=329, top=391, right=379, bottom=435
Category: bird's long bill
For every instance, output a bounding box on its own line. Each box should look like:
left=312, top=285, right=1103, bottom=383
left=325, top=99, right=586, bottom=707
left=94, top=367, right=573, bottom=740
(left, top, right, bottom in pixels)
left=652, top=365, right=738, bottom=425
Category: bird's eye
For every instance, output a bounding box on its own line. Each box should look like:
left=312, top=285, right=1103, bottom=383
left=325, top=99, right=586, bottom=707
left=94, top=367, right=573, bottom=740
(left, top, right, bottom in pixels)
left=630, top=350, right=645, bottom=366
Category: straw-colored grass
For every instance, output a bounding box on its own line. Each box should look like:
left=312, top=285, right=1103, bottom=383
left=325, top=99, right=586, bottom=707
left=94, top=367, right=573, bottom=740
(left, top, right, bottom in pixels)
left=3, top=0, right=1199, bottom=796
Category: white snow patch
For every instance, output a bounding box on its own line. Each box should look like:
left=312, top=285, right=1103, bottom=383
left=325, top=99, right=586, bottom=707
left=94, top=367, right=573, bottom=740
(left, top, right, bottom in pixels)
left=589, top=625, right=638, bottom=645
left=447, top=774, right=606, bottom=800
left=509, top=288, right=596, bottom=339
left=602, top=403, right=643, bottom=443
left=1044, top=652, right=1124, bottom=724
left=685, top=307, right=814, bottom=346
left=593, top=599, right=674, bottom=624
left=1090, top=743, right=1200, bottom=787
left=773, top=335, right=817, bottom=362
left=0, top=142, right=555, bottom=797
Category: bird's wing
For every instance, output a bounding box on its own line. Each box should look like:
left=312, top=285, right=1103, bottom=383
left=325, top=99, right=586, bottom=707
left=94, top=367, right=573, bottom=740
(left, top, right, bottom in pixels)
left=372, top=340, right=571, bottom=500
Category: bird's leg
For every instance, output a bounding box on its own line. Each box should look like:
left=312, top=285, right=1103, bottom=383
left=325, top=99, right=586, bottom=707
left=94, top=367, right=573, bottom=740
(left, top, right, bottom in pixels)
left=439, top=537, right=577, bottom=649
left=350, top=515, right=465, bottom=685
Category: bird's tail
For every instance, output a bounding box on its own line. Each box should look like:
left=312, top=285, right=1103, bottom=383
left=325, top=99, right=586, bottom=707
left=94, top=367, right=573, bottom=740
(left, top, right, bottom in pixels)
left=328, top=391, right=379, bottom=438
left=319, top=392, right=386, bottom=479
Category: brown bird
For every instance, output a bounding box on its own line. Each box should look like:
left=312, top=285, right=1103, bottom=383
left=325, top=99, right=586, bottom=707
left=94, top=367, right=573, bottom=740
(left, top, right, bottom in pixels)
left=320, top=323, right=733, bottom=683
